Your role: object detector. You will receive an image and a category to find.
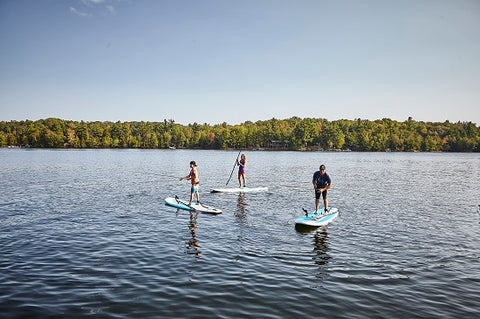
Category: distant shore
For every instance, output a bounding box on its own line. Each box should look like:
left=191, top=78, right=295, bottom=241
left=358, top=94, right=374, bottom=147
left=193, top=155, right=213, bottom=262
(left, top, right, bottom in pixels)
left=1, top=117, right=479, bottom=152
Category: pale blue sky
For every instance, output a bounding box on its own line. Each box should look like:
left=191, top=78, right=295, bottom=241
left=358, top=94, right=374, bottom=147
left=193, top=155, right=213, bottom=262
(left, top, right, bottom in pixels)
left=1, top=0, right=479, bottom=125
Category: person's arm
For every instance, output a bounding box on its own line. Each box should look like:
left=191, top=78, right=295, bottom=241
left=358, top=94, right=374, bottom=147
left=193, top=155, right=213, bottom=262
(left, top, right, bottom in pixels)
left=180, top=172, right=192, bottom=181
left=321, top=176, right=332, bottom=192
left=322, top=182, right=332, bottom=192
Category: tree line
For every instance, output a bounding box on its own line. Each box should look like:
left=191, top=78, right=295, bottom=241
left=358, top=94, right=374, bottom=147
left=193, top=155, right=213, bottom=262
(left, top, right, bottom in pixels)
left=1, top=117, right=479, bottom=152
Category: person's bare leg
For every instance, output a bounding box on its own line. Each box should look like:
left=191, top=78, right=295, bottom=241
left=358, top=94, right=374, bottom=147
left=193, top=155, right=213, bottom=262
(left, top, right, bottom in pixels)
left=189, top=192, right=193, bottom=206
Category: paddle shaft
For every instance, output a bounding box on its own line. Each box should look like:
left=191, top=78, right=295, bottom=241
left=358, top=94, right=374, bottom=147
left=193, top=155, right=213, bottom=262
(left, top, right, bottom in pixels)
left=226, top=149, right=241, bottom=186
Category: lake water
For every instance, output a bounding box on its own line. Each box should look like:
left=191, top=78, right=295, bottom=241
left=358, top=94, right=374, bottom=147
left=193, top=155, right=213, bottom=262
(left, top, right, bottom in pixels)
left=1, top=149, right=479, bottom=318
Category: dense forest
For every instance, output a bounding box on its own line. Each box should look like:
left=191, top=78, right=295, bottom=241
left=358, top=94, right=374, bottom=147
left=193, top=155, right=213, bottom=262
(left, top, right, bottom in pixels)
left=1, top=117, right=479, bottom=152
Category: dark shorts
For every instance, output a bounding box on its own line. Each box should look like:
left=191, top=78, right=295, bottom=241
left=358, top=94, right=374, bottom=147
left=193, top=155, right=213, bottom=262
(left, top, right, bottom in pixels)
left=315, top=189, right=328, bottom=200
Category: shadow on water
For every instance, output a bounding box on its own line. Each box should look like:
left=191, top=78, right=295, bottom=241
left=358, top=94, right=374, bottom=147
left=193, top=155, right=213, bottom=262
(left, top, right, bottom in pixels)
left=186, top=211, right=201, bottom=259
left=295, top=223, right=325, bottom=233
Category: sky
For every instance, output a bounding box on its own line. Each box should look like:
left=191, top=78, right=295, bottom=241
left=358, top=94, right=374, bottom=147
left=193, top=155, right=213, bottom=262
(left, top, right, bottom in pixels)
left=1, top=0, right=479, bottom=125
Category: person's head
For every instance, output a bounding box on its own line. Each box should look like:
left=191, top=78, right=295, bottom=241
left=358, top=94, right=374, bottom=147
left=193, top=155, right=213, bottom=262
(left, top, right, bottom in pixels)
left=319, top=164, right=326, bottom=174
left=190, top=161, right=197, bottom=167
left=241, top=154, right=246, bottom=160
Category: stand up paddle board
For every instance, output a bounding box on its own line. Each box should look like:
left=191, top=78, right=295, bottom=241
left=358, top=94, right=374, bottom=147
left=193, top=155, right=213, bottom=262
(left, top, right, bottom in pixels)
left=210, top=187, right=268, bottom=193
left=295, top=207, right=339, bottom=227
left=165, top=196, right=222, bottom=214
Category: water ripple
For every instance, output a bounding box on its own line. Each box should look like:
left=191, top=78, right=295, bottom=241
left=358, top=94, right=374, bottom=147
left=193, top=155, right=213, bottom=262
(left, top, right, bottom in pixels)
left=1, top=150, right=479, bottom=318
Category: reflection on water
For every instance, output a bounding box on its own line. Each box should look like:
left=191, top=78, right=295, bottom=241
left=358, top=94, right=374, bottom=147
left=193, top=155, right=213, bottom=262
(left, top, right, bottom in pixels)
left=235, top=193, right=248, bottom=220
left=186, top=212, right=201, bottom=259
left=313, top=230, right=331, bottom=267
left=313, top=230, right=331, bottom=281
left=477, top=205, right=480, bottom=224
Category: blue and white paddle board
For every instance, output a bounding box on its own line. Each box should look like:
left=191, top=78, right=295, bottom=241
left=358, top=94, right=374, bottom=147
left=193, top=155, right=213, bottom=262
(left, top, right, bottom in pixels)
left=295, top=208, right=339, bottom=227
left=165, top=197, right=222, bottom=214
left=210, top=187, right=268, bottom=193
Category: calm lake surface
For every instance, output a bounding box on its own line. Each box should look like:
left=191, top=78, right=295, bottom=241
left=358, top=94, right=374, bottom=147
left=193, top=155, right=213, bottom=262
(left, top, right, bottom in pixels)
left=1, top=149, right=479, bottom=318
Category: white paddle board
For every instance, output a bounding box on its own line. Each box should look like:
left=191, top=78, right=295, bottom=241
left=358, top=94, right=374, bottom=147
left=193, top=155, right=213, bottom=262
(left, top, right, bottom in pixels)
left=165, top=197, right=222, bottom=214
left=295, top=207, right=339, bottom=227
left=210, top=187, right=268, bottom=193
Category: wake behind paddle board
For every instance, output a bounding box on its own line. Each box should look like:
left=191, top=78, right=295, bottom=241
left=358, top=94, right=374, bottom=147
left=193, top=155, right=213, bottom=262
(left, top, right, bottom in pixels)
left=295, top=207, right=339, bottom=227
left=210, top=187, right=268, bottom=193
left=165, top=197, right=222, bottom=214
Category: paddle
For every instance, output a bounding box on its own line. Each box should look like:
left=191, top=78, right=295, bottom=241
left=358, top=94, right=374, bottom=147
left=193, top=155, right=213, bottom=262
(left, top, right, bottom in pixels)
left=226, top=149, right=241, bottom=186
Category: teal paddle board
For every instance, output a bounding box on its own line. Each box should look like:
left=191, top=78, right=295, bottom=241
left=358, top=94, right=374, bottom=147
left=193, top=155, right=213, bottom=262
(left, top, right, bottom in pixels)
left=295, top=207, right=339, bottom=227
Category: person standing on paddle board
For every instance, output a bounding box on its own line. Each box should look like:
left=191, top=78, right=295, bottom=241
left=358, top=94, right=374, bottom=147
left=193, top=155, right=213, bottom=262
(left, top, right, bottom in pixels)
left=180, top=161, right=200, bottom=206
left=313, top=164, right=331, bottom=215
left=237, top=154, right=247, bottom=188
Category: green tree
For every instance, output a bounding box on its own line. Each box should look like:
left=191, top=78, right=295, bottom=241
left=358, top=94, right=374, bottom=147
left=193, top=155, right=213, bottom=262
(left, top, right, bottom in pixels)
left=75, top=122, right=89, bottom=148
left=1, top=117, right=479, bottom=152
left=0, top=132, right=6, bottom=147
left=293, top=118, right=316, bottom=148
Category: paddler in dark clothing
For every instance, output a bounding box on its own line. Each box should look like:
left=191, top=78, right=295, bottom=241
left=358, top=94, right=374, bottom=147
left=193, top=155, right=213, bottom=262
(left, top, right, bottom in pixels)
left=312, top=164, right=331, bottom=215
